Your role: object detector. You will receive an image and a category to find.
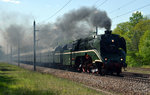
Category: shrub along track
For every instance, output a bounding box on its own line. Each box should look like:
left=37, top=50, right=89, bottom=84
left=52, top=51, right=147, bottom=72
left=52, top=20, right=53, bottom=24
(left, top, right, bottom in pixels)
left=12, top=63, right=150, bottom=95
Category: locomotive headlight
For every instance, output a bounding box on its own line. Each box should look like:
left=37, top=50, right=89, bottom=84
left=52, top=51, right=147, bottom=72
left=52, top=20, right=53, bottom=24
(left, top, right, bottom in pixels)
left=120, top=58, right=123, bottom=61
left=112, top=39, right=114, bottom=43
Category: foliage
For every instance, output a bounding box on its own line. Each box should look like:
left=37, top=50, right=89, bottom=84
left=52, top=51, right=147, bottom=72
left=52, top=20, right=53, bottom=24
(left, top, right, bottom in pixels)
left=132, top=20, right=150, bottom=51
left=113, top=11, right=150, bottom=67
left=130, top=11, right=144, bottom=26
left=138, top=30, right=150, bottom=65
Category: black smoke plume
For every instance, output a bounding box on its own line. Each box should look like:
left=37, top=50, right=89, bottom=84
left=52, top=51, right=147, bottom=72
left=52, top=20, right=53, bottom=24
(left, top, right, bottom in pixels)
left=38, top=7, right=111, bottom=48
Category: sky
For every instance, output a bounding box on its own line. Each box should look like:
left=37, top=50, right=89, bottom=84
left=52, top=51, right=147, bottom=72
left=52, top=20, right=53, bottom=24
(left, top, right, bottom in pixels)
left=0, top=0, right=150, bottom=28
left=0, top=0, right=150, bottom=53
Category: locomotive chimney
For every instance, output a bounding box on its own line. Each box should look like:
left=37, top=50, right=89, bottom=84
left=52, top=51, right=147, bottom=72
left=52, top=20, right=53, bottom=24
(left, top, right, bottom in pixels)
left=105, top=30, right=112, bottom=35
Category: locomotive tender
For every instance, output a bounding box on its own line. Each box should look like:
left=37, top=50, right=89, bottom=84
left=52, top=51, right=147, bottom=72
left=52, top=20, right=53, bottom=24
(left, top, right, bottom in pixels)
left=14, top=30, right=127, bottom=75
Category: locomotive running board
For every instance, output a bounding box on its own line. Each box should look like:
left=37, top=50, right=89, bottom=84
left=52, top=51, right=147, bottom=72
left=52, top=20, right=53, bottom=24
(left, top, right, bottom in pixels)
left=55, top=49, right=102, bottom=62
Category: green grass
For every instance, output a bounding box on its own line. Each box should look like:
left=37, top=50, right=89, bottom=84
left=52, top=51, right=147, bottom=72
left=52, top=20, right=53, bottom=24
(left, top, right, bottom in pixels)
left=125, top=66, right=150, bottom=74
left=0, top=62, right=105, bottom=95
left=141, top=65, right=150, bottom=68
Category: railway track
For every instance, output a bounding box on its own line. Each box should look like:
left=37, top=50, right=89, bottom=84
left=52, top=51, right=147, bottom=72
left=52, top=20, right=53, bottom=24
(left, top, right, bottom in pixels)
left=122, top=72, right=150, bottom=84
left=73, top=68, right=150, bottom=84
left=106, top=74, right=150, bottom=84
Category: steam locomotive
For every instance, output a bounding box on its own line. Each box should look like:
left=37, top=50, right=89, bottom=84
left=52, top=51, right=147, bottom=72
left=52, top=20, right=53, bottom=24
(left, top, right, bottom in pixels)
left=13, top=30, right=127, bottom=75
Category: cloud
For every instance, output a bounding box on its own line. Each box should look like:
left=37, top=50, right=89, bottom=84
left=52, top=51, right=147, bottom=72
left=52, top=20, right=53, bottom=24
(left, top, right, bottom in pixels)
left=1, top=0, right=20, bottom=4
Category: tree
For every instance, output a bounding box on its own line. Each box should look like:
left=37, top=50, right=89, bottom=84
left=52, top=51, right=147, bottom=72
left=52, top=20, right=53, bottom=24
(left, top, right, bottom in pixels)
left=130, top=11, right=144, bottom=26
left=134, top=19, right=150, bottom=32
left=128, top=13, right=147, bottom=51
left=131, top=20, right=150, bottom=51
left=113, top=22, right=132, bottom=35
left=138, top=30, right=150, bottom=65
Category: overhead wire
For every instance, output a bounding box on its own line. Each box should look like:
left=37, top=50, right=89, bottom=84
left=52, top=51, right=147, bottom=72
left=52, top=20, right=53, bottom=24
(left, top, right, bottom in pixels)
left=109, top=0, right=136, bottom=14
left=111, top=3, right=150, bottom=29
left=112, top=3, right=150, bottom=19
left=36, top=0, right=72, bottom=34
left=34, top=0, right=72, bottom=50
left=93, top=0, right=101, bottom=6
left=96, top=0, right=108, bottom=8
left=40, top=0, right=72, bottom=24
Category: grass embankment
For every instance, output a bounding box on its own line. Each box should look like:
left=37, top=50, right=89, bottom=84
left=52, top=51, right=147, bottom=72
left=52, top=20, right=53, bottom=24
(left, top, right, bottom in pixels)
left=0, top=62, right=104, bottom=95
left=125, top=66, right=150, bottom=74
